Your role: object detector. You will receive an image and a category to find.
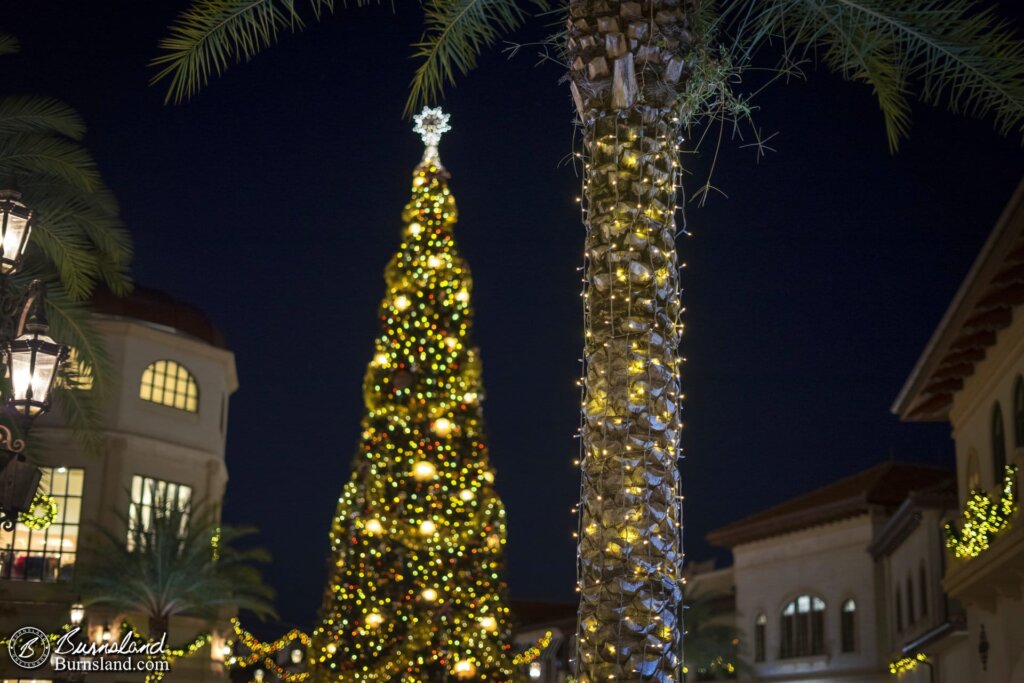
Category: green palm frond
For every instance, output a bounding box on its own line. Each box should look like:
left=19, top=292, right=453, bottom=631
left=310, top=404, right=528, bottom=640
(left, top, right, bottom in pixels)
left=0, top=96, right=86, bottom=140
left=151, top=0, right=338, bottom=104
left=0, top=33, right=19, bottom=56
left=681, top=587, right=747, bottom=677
left=19, top=185, right=131, bottom=299
left=1, top=51, right=132, bottom=463
left=0, top=132, right=105, bottom=192
left=725, top=0, right=1024, bottom=149
left=407, top=0, right=550, bottom=114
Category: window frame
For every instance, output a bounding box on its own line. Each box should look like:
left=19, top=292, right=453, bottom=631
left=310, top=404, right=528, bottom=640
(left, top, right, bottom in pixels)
left=840, top=599, right=856, bottom=653
left=1014, top=376, right=1024, bottom=448
left=754, top=612, right=767, bottom=662
left=139, top=359, right=200, bottom=413
left=780, top=594, right=825, bottom=659
left=992, top=402, right=1007, bottom=483
left=919, top=564, right=928, bottom=618
left=0, top=467, right=84, bottom=582
left=896, top=586, right=903, bottom=633
left=906, top=574, right=915, bottom=625
left=128, top=475, right=194, bottom=545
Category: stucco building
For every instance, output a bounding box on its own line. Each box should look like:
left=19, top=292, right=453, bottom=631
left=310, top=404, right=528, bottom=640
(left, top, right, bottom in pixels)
left=894, top=179, right=1024, bottom=683
left=707, top=462, right=958, bottom=683
left=0, top=287, right=237, bottom=682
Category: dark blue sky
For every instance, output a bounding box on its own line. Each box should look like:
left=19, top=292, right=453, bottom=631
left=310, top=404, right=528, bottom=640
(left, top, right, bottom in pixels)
left=5, top=1, right=1023, bottom=631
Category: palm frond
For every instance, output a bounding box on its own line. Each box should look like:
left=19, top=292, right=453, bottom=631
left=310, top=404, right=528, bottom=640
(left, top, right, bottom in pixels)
left=0, top=132, right=104, bottom=192
left=0, top=96, right=86, bottom=140
left=407, top=0, right=549, bottom=114
left=0, top=33, right=19, bottom=56
left=725, top=0, right=1024, bottom=150
left=151, top=0, right=338, bottom=104
left=77, top=493, right=277, bottom=628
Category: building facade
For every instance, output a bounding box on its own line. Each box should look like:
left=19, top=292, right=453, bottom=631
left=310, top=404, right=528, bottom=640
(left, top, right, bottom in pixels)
left=707, top=463, right=958, bottom=683
left=894, top=179, right=1024, bottom=683
left=0, top=287, right=237, bottom=682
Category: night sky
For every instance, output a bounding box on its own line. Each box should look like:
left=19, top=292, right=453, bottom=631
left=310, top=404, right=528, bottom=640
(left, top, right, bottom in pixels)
left=5, top=1, right=1023, bottom=631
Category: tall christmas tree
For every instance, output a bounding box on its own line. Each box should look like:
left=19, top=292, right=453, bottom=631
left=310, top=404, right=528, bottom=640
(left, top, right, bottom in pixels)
left=312, top=109, right=516, bottom=682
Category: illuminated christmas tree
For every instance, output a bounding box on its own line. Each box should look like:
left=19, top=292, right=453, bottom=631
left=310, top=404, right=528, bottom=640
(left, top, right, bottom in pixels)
left=312, top=108, right=516, bottom=682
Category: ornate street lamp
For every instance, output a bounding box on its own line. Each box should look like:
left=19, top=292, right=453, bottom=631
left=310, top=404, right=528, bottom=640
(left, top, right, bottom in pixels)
left=0, top=191, right=35, bottom=276
left=0, top=193, right=69, bottom=530
left=8, top=291, right=69, bottom=417
left=70, top=599, right=86, bottom=627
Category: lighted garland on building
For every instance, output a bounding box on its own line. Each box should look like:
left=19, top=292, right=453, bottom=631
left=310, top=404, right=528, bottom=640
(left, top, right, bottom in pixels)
left=19, top=492, right=58, bottom=530
left=309, top=108, right=523, bottom=682
left=889, top=652, right=929, bottom=675
left=118, top=620, right=213, bottom=682
left=945, top=464, right=1018, bottom=559
left=227, top=618, right=312, bottom=682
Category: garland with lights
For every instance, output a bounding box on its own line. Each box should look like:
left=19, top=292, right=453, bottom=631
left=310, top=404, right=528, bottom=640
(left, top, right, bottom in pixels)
left=118, top=620, right=213, bottom=683
left=310, top=109, right=526, bottom=682
left=944, top=464, right=1018, bottom=559
left=19, top=492, right=58, bottom=530
left=889, top=652, right=929, bottom=675
left=227, top=618, right=312, bottom=682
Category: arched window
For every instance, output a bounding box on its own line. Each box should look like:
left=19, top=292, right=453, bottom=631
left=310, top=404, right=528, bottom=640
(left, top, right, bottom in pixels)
left=140, top=360, right=199, bottom=413
left=754, top=613, right=767, bottom=662
left=1014, top=376, right=1024, bottom=447
left=919, top=564, right=928, bottom=618
left=840, top=600, right=856, bottom=653
left=906, top=575, right=915, bottom=625
left=780, top=595, right=825, bottom=659
left=993, top=403, right=1007, bottom=482
left=896, top=586, right=903, bottom=632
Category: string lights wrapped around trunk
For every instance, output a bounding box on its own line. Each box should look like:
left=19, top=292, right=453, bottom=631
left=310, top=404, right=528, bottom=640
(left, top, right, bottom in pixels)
left=568, top=0, right=698, bottom=680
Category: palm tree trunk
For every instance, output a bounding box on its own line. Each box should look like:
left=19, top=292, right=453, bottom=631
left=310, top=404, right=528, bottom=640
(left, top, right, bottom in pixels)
left=149, top=615, right=168, bottom=641
left=568, top=0, right=695, bottom=680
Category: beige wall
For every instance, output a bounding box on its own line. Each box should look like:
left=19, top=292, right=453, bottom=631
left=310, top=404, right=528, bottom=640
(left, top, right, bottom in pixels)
left=732, top=514, right=888, bottom=683
left=0, top=315, right=237, bottom=682
left=945, top=304, right=1024, bottom=683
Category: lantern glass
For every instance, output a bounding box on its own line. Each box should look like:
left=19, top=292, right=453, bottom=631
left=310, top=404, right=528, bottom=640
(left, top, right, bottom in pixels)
left=0, top=195, right=33, bottom=275
left=8, top=331, right=64, bottom=416
left=69, top=602, right=85, bottom=626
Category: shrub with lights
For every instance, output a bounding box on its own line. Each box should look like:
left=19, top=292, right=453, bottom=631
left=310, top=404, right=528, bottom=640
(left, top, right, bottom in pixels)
left=944, top=464, right=1018, bottom=559
left=310, top=109, right=519, bottom=682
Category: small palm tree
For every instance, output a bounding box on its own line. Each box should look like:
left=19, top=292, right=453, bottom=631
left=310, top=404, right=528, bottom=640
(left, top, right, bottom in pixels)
left=76, top=491, right=276, bottom=639
left=0, top=31, right=133, bottom=458
left=681, top=588, right=742, bottom=681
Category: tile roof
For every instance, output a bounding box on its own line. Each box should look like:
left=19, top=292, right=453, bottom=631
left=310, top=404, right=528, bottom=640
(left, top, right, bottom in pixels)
left=706, top=462, right=953, bottom=548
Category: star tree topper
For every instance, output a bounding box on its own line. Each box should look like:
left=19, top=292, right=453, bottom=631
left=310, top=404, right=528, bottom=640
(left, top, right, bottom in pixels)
left=413, top=106, right=451, bottom=165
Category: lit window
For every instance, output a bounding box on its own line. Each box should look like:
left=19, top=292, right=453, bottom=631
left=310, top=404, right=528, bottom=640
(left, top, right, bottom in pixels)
left=58, top=347, right=93, bottom=391
left=128, top=476, right=192, bottom=545
left=840, top=600, right=856, bottom=652
left=754, top=612, right=767, bottom=662
left=780, top=595, right=825, bottom=659
left=0, top=467, right=84, bottom=582
left=992, top=403, right=1006, bottom=483
left=140, top=360, right=198, bottom=412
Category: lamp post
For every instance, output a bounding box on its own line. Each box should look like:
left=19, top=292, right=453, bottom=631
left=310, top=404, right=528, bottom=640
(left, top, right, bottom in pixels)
left=0, top=191, right=69, bottom=530
left=70, top=599, right=85, bottom=628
